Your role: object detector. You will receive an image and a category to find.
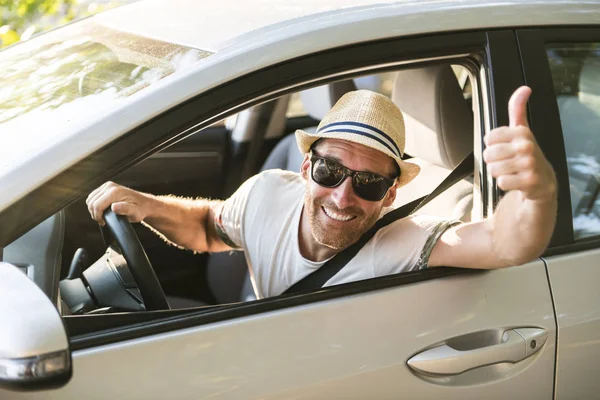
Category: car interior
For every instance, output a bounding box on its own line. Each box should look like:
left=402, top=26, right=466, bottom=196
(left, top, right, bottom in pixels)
left=2, top=61, right=479, bottom=315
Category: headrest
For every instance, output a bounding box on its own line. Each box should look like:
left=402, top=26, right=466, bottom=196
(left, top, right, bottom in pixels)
left=299, top=80, right=357, bottom=120
left=392, top=65, right=473, bottom=169
left=231, top=95, right=290, bottom=142
left=579, top=57, right=600, bottom=104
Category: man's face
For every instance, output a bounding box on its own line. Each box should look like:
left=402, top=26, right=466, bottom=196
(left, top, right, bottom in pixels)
left=300, top=139, right=398, bottom=251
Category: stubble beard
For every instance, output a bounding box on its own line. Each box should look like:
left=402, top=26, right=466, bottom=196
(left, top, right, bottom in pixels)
left=305, top=187, right=382, bottom=251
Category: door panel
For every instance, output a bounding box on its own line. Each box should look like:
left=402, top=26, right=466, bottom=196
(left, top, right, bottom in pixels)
left=4, top=262, right=555, bottom=399
left=544, top=249, right=600, bottom=400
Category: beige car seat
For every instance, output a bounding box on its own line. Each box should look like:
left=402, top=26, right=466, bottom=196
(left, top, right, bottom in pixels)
left=391, top=64, right=474, bottom=221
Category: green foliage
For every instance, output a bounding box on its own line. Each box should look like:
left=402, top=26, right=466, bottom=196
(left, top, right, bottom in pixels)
left=0, top=38, right=154, bottom=124
left=0, top=0, right=123, bottom=47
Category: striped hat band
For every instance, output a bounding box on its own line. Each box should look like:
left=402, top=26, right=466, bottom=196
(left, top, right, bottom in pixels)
left=317, top=121, right=402, bottom=159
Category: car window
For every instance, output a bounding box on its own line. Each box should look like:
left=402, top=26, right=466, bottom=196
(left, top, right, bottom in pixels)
left=0, top=18, right=211, bottom=178
left=54, top=59, right=479, bottom=317
left=547, top=43, right=600, bottom=240
left=286, top=72, right=396, bottom=118
left=286, top=92, right=307, bottom=118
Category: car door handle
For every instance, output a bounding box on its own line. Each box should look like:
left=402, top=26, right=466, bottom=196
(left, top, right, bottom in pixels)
left=407, top=328, right=547, bottom=375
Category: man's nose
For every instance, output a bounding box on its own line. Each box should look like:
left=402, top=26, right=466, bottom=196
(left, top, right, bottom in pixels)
left=330, top=177, right=356, bottom=209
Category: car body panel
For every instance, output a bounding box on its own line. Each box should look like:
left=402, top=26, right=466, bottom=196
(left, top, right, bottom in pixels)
left=1, top=261, right=555, bottom=399
left=544, top=249, right=600, bottom=399
left=98, top=0, right=600, bottom=53
left=1, top=0, right=599, bottom=213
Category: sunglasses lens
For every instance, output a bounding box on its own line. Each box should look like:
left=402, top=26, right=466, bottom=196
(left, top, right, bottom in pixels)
left=312, top=158, right=345, bottom=187
left=353, top=172, right=390, bottom=201
left=311, top=154, right=394, bottom=201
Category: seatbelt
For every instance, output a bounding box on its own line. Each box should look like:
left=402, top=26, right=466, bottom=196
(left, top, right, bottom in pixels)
left=241, top=100, right=277, bottom=181
left=282, top=152, right=474, bottom=295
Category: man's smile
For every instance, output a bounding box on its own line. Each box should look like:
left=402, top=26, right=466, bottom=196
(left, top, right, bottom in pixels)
left=321, top=206, right=357, bottom=222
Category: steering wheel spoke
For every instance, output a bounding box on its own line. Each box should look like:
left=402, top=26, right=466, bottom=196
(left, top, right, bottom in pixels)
left=102, top=209, right=170, bottom=311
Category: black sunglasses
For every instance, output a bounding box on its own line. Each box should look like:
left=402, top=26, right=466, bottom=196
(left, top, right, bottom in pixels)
left=309, top=151, right=398, bottom=202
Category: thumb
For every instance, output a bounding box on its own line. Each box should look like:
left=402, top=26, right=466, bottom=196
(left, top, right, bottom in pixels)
left=508, top=86, right=532, bottom=128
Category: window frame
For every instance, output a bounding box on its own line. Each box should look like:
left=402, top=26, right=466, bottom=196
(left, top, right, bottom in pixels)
left=517, top=27, right=600, bottom=255
left=0, top=30, right=503, bottom=247
left=0, top=29, right=523, bottom=348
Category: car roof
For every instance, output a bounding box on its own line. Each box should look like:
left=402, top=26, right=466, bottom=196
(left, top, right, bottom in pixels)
left=1, top=0, right=599, bottom=214
left=100, top=0, right=599, bottom=53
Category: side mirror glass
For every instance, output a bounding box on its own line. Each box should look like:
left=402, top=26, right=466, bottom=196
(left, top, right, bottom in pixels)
left=0, top=262, right=71, bottom=391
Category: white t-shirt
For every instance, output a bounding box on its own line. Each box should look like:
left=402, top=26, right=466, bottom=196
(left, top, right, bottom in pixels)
left=218, top=169, right=458, bottom=298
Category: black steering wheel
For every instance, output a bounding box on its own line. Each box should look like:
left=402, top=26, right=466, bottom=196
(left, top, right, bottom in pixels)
left=101, top=209, right=170, bottom=311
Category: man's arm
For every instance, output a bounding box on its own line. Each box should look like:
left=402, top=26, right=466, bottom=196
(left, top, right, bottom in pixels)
left=86, top=182, right=234, bottom=253
left=428, top=86, right=558, bottom=269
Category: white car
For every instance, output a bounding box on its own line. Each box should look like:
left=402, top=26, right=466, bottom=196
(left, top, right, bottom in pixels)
left=1, top=0, right=599, bottom=398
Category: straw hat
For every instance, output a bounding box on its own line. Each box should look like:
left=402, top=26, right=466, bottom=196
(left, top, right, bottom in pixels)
left=295, top=90, right=420, bottom=187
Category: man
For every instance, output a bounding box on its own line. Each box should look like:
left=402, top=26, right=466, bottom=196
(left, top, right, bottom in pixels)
left=87, top=87, right=557, bottom=298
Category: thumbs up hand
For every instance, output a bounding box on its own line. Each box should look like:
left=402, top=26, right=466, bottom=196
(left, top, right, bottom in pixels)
left=483, top=86, right=557, bottom=202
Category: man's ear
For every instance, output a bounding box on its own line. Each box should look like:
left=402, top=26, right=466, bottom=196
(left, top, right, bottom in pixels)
left=382, top=184, right=397, bottom=207
left=300, top=153, right=311, bottom=180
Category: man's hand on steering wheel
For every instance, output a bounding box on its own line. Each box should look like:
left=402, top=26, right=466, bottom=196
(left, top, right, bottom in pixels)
left=87, top=181, right=151, bottom=226
left=86, top=182, right=169, bottom=311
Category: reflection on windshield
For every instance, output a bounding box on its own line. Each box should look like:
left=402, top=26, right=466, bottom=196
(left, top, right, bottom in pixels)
left=0, top=19, right=210, bottom=125
left=0, top=18, right=211, bottom=177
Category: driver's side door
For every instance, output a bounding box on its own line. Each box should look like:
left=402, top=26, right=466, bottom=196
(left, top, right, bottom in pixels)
left=43, top=265, right=556, bottom=399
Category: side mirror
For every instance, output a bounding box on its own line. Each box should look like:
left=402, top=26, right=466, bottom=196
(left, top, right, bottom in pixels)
left=0, top=262, right=71, bottom=391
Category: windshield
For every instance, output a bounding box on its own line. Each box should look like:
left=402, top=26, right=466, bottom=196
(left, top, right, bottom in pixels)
left=0, top=17, right=211, bottom=174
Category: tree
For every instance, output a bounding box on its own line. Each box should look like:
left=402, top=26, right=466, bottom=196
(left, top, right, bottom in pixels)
left=0, top=0, right=121, bottom=47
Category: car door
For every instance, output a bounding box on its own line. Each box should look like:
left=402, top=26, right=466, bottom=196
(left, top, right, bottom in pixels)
left=517, top=27, right=600, bottom=399
left=0, top=30, right=557, bottom=399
